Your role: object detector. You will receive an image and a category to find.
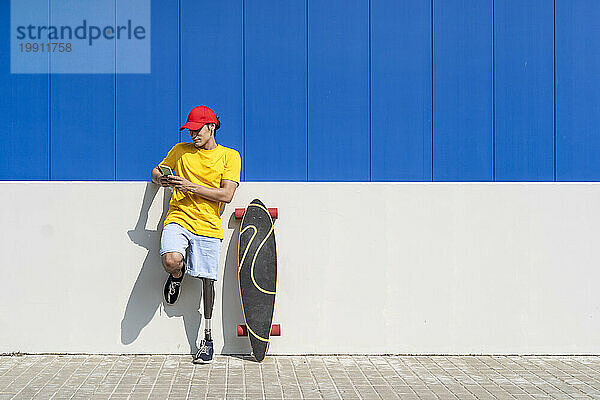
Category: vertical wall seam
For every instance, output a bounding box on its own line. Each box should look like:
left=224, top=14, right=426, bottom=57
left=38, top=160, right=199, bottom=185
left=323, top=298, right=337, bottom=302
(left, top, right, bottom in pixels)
left=48, top=0, right=52, bottom=180
left=492, top=0, right=495, bottom=181
left=431, top=0, right=434, bottom=182
left=368, top=0, right=372, bottom=182
left=178, top=0, right=181, bottom=144
left=114, top=0, right=117, bottom=180
left=242, top=0, right=246, bottom=181
left=306, top=0, right=309, bottom=182
left=553, top=0, right=557, bottom=181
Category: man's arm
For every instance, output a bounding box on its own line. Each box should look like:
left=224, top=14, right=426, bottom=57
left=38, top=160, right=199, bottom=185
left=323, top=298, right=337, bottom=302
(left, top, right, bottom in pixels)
left=167, top=176, right=238, bottom=203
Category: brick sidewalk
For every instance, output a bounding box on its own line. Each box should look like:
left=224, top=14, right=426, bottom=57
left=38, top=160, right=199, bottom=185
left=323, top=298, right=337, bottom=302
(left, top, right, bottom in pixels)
left=1, top=355, right=599, bottom=399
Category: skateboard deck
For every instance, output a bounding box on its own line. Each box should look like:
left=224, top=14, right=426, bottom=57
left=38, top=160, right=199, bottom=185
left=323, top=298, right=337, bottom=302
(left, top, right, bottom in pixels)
left=238, top=198, right=277, bottom=362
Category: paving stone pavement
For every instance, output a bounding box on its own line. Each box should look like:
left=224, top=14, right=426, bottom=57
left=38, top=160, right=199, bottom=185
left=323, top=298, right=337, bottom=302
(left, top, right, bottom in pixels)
left=0, top=355, right=599, bottom=399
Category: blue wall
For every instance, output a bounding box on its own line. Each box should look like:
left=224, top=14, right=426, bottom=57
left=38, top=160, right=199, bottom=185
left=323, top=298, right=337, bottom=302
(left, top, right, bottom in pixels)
left=1, top=0, right=599, bottom=182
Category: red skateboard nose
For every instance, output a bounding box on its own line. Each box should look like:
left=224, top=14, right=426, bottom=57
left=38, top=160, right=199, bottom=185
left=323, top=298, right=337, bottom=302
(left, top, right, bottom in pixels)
left=235, top=208, right=278, bottom=219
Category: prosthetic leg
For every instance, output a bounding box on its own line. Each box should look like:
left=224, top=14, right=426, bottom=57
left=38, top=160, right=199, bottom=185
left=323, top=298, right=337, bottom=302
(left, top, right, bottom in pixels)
left=194, top=277, right=216, bottom=364
left=201, top=278, right=215, bottom=340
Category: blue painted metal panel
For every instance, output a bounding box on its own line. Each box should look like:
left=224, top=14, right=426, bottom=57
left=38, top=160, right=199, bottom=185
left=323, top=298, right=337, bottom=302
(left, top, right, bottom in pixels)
left=495, top=0, right=554, bottom=181
left=49, top=2, right=115, bottom=180
left=371, top=0, right=432, bottom=181
left=180, top=0, right=243, bottom=174
left=245, top=0, right=307, bottom=181
left=4, top=0, right=600, bottom=182
left=308, top=0, right=369, bottom=181
left=50, top=81, right=115, bottom=181
left=433, top=0, right=493, bottom=181
left=556, top=1, right=600, bottom=181
left=116, top=0, right=178, bottom=180
left=0, top=1, right=50, bottom=180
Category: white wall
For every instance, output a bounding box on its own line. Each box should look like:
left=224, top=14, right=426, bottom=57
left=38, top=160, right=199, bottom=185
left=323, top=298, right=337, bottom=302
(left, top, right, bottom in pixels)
left=0, top=182, right=599, bottom=355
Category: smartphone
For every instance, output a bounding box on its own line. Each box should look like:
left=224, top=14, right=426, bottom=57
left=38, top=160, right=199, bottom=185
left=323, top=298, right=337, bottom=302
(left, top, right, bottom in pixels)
left=158, top=165, right=173, bottom=176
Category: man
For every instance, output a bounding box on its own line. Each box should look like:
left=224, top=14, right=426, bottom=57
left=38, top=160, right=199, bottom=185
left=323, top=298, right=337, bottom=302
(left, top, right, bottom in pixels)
left=150, top=105, right=241, bottom=364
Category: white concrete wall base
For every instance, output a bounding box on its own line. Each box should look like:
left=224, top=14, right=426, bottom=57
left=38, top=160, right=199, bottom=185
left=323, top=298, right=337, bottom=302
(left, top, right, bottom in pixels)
left=1, top=182, right=598, bottom=354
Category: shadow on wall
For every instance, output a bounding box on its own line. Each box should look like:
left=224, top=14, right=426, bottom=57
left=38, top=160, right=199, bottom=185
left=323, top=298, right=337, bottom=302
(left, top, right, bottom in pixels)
left=121, top=183, right=204, bottom=354
left=119, top=183, right=250, bottom=355
left=221, top=213, right=249, bottom=355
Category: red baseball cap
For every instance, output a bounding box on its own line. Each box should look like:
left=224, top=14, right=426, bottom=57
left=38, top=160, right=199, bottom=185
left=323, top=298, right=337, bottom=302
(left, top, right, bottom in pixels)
left=179, top=105, right=218, bottom=131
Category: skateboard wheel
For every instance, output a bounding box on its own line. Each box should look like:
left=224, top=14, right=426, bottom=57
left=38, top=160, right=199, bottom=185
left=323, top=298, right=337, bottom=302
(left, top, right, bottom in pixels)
left=237, top=325, right=248, bottom=336
left=270, top=324, right=281, bottom=336
left=235, top=208, right=245, bottom=219
left=268, top=208, right=278, bottom=219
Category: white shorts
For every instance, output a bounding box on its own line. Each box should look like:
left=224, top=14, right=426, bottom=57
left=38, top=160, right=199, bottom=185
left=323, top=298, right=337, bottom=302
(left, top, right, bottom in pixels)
left=159, top=223, right=222, bottom=280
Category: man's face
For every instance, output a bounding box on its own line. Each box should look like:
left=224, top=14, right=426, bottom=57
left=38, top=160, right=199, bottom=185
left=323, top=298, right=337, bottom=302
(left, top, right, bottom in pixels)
left=189, top=124, right=213, bottom=148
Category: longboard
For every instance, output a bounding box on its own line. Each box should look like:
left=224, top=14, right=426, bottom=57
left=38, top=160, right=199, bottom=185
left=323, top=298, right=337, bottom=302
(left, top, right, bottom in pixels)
left=238, top=198, right=277, bottom=362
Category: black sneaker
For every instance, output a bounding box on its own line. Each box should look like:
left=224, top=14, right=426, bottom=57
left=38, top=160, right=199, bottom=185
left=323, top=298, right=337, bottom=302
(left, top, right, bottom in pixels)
left=193, top=339, right=214, bottom=364
left=164, top=268, right=184, bottom=305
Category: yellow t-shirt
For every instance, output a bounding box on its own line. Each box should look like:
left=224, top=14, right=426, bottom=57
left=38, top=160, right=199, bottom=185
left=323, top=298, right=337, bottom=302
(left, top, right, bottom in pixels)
left=158, top=142, right=241, bottom=239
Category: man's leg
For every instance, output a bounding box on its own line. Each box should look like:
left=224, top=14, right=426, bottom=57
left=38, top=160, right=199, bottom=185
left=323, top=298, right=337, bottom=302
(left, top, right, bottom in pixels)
left=190, top=235, right=221, bottom=364
left=160, top=223, right=190, bottom=305
left=162, top=252, right=185, bottom=304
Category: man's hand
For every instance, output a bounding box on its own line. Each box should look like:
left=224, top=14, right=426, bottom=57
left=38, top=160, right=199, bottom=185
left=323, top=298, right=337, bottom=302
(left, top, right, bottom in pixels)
left=157, top=175, right=173, bottom=187
left=167, top=175, right=197, bottom=193
left=151, top=167, right=175, bottom=187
